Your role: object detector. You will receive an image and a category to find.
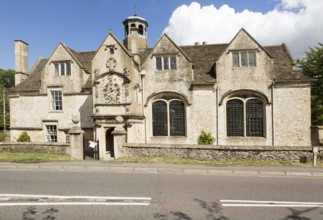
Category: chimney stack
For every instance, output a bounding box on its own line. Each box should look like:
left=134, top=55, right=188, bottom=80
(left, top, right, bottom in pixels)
left=14, top=40, right=29, bottom=85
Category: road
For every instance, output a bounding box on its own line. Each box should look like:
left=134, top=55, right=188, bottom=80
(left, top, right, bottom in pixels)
left=0, top=169, right=322, bottom=219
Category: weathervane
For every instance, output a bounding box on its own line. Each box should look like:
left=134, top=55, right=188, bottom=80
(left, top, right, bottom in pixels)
left=134, top=3, right=137, bottom=16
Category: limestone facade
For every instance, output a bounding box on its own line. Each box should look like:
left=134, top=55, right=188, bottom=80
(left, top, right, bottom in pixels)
left=9, top=15, right=313, bottom=159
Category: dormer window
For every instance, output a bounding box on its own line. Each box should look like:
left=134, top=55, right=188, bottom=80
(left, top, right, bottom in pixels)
left=232, top=51, right=256, bottom=67
left=156, top=56, right=177, bottom=71
left=54, top=61, right=72, bottom=76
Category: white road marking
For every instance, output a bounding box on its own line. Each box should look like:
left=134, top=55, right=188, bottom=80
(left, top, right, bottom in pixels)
left=0, top=194, right=151, bottom=201
left=0, top=194, right=151, bottom=206
left=0, top=202, right=150, bottom=207
left=221, top=200, right=323, bottom=208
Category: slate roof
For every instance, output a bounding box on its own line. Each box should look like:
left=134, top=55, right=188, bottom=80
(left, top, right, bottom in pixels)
left=139, top=43, right=311, bottom=84
left=180, top=44, right=228, bottom=84
left=11, top=40, right=311, bottom=93
left=10, top=48, right=96, bottom=93
left=9, top=58, right=48, bottom=93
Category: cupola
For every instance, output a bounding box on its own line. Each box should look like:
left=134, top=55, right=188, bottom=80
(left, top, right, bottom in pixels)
left=123, top=15, right=148, bottom=53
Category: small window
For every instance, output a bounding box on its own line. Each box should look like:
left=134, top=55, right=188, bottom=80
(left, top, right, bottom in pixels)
left=156, top=57, right=162, bottom=70
left=170, top=57, right=177, bottom=70
left=53, top=61, right=72, bottom=76
left=155, top=56, right=177, bottom=71
left=241, top=51, right=248, bottom=67
left=163, top=57, right=169, bottom=70
left=46, top=125, right=57, bottom=142
left=51, top=91, right=62, bottom=111
left=248, top=51, right=256, bottom=66
left=54, top=63, right=59, bottom=76
left=65, top=134, right=70, bottom=143
left=232, top=51, right=256, bottom=67
left=232, top=52, right=239, bottom=67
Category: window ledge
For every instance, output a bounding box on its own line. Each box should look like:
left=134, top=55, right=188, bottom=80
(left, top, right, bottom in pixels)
left=49, top=110, right=64, bottom=113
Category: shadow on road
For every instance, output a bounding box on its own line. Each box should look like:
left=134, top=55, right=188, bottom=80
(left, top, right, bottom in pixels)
left=280, top=207, right=321, bottom=220
left=22, top=206, right=59, bottom=220
left=154, top=199, right=228, bottom=220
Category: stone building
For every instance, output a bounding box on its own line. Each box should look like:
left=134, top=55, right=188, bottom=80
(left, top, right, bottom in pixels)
left=9, top=15, right=313, bottom=160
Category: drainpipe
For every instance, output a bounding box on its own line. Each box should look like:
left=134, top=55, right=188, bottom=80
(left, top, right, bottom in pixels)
left=140, top=70, right=147, bottom=143
left=271, top=79, right=275, bottom=146
left=216, top=86, right=219, bottom=146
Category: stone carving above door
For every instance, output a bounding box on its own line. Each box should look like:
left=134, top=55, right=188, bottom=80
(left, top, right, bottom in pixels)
left=103, top=75, right=121, bottom=104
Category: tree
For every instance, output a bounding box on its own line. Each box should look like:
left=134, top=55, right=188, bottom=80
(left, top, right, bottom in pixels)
left=0, top=69, right=15, bottom=130
left=297, top=43, right=323, bottom=125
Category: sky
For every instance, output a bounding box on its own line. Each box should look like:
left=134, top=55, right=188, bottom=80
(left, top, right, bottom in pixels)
left=1, top=0, right=322, bottom=71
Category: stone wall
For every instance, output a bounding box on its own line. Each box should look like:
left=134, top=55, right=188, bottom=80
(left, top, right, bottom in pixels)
left=124, top=144, right=314, bottom=162
left=0, top=142, right=70, bottom=155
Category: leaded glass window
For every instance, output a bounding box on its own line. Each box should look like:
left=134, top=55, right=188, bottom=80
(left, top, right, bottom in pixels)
left=232, top=51, right=256, bottom=67
left=156, top=57, right=162, bottom=70
left=54, top=61, right=72, bottom=76
left=246, top=99, right=263, bottom=137
left=248, top=51, right=256, bottom=66
left=227, top=100, right=244, bottom=136
left=163, top=57, right=169, bottom=70
left=152, top=99, right=186, bottom=137
left=241, top=51, right=248, bottom=66
left=152, top=101, right=168, bottom=136
left=170, top=101, right=185, bottom=136
left=226, top=98, right=264, bottom=137
left=232, top=52, right=239, bottom=67
left=170, top=57, right=177, bottom=70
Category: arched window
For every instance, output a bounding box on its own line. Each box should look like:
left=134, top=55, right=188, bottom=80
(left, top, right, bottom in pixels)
left=246, top=99, right=264, bottom=137
left=138, top=24, right=144, bottom=35
left=227, top=98, right=264, bottom=137
left=227, top=100, right=244, bottom=136
left=152, top=99, right=185, bottom=136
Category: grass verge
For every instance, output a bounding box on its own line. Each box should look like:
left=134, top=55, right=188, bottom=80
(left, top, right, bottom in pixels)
left=115, top=156, right=320, bottom=167
left=0, top=152, right=71, bottom=163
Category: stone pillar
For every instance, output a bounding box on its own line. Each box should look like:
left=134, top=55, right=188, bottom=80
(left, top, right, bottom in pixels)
left=112, top=116, right=127, bottom=159
left=68, top=116, right=84, bottom=160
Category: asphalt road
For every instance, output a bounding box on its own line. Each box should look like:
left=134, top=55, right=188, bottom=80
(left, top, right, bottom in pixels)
left=0, top=170, right=322, bottom=219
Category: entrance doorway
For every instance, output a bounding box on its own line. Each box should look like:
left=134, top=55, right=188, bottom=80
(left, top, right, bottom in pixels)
left=106, top=128, right=115, bottom=158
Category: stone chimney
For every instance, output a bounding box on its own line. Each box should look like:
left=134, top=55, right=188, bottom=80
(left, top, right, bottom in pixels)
left=14, top=40, right=29, bottom=86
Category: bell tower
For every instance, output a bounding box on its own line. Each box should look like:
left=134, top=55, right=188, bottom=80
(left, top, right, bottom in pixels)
left=123, top=14, right=148, bottom=54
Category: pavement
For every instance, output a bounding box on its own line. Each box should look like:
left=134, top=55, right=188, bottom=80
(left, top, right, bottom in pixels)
left=1, top=160, right=323, bottom=177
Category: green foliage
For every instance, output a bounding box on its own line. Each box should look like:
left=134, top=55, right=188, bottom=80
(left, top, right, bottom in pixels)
left=0, top=69, right=15, bottom=130
left=0, top=152, right=71, bottom=163
left=0, top=132, right=6, bottom=142
left=197, top=130, right=216, bottom=145
left=17, top=131, right=31, bottom=142
left=297, top=43, right=323, bottom=125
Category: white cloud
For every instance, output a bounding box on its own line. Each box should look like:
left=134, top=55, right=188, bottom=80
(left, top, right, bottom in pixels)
left=163, top=1, right=323, bottom=58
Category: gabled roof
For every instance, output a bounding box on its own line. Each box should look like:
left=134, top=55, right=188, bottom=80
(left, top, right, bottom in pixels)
left=222, top=28, right=274, bottom=59
left=61, top=43, right=96, bottom=74
left=93, top=31, right=133, bottom=61
left=10, top=48, right=96, bottom=93
left=139, top=34, right=192, bottom=66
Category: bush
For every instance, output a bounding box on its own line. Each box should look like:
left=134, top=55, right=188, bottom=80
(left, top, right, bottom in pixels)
left=0, top=132, right=6, bottom=142
left=17, top=131, right=31, bottom=142
left=197, top=130, right=216, bottom=145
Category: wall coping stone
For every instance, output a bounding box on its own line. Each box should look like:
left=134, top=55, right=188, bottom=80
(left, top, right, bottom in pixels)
left=124, top=143, right=313, bottom=151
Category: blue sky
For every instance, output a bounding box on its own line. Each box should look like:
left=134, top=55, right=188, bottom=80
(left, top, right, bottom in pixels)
left=1, top=0, right=322, bottom=70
